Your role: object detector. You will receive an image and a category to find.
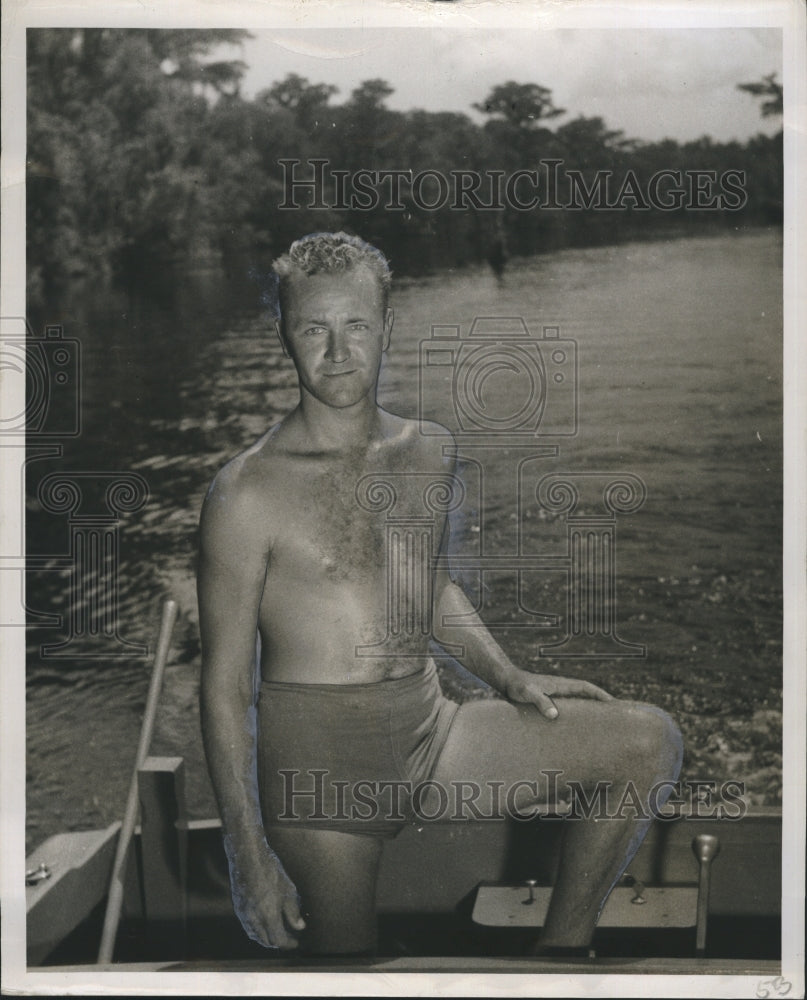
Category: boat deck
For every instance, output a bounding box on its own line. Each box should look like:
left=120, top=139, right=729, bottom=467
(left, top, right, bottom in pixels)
left=25, top=760, right=783, bottom=973
left=42, top=956, right=782, bottom=975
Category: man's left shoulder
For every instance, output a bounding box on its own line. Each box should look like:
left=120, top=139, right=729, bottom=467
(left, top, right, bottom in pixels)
left=384, top=412, right=456, bottom=461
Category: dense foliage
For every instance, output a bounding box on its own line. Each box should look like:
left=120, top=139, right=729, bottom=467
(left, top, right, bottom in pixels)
left=27, top=29, right=783, bottom=306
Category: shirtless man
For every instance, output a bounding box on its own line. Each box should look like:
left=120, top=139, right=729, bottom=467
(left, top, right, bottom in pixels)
left=198, top=232, right=683, bottom=956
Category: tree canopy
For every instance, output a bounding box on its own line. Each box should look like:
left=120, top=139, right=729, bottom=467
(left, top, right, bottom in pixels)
left=26, top=31, right=783, bottom=305
left=737, top=73, right=783, bottom=119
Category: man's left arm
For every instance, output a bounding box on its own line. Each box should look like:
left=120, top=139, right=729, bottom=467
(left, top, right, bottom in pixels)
left=432, top=569, right=613, bottom=719
left=426, top=428, right=612, bottom=718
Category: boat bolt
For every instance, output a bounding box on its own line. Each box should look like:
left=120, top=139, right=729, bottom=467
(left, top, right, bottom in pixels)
left=25, top=862, right=51, bottom=886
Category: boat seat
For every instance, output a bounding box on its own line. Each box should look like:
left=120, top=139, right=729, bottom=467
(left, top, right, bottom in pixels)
left=472, top=880, right=698, bottom=929
left=472, top=833, right=719, bottom=954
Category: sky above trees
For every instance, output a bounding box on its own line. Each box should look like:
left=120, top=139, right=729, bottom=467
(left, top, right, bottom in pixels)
left=24, top=28, right=782, bottom=305
left=234, top=27, right=782, bottom=145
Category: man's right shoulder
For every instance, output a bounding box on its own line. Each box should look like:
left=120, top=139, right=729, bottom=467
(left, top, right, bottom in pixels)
left=200, top=429, right=284, bottom=535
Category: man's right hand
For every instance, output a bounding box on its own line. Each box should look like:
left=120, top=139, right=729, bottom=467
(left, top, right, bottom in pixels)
left=227, top=843, right=307, bottom=949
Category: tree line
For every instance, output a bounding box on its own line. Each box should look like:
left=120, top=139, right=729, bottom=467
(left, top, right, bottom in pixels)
left=26, top=29, right=783, bottom=307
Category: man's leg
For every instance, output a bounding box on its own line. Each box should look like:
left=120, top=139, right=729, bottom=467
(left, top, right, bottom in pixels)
left=268, top=827, right=384, bottom=954
left=430, top=696, right=683, bottom=948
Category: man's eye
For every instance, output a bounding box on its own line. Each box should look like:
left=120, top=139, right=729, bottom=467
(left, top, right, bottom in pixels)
left=349, top=323, right=369, bottom=331
left=304, top=326, right=326, bottom=335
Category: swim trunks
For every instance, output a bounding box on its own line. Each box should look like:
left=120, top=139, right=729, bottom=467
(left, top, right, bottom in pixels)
left=257, top=660, right=459, bottom=838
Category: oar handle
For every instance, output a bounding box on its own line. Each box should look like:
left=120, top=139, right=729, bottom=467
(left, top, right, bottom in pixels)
left=692, top=833, right=720, bottom=954
left=97, top=599, right=178, bottom=964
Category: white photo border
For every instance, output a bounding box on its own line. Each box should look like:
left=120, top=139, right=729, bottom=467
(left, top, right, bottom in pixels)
left=2, top=0, right=804, bottom=996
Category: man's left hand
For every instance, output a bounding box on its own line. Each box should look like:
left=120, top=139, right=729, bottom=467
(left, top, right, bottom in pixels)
left=504, top=671, right=614, bottom=720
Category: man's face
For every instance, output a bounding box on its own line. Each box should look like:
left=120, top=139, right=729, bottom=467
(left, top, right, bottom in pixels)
left=277, top=265, right=393, bottom=410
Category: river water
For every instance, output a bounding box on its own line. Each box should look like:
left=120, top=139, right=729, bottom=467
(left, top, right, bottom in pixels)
left=24, top=228, right=783, bottom=852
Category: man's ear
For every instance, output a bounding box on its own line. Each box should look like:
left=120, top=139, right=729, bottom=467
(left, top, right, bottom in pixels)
left=275, top=319, right=289, bottom=358
left=382, top=307, right=394, bottom=352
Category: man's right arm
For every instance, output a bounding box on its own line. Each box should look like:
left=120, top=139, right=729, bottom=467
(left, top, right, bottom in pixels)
left=197, top=463, right=305, bottom=949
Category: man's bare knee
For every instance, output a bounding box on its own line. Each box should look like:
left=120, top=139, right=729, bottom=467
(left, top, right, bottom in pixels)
left=562, top=700, right=682, bottom=789
left=303, top=905, right=378, bottom=955
left=621, top=702, right=683, bottom=782
left=268, top=827, right=382, bottom=955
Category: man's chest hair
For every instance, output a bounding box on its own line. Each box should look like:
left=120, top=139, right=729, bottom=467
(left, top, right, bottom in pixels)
left=267, top=454, right=449, bottom=579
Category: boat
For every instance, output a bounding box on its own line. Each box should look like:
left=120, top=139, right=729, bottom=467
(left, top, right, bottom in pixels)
left=24, top=754, right=782, bottom=976
left=21, top=603, right=787, bottom=981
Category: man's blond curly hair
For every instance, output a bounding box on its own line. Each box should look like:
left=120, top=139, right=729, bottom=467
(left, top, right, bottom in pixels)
left=272, top=232, right=392, bottom=320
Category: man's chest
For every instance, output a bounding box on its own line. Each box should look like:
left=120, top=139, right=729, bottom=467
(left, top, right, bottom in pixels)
left=266, top=459, right=451, bottom=583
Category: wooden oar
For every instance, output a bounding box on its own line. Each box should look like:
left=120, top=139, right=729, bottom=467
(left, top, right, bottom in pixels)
left=97, top=598, right=178, bottom=964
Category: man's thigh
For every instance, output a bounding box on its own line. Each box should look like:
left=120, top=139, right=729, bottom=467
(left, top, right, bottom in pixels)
left=430, top=696, right=669, bottom=812
left=268, top=826, right=384, bottom=954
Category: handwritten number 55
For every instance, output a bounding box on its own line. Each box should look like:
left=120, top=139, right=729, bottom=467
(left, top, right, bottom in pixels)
left=756, top=977, right=792, bottom=998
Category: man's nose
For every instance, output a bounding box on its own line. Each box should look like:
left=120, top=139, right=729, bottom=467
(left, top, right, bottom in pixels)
left=326, top=327, right=350, bottom=364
